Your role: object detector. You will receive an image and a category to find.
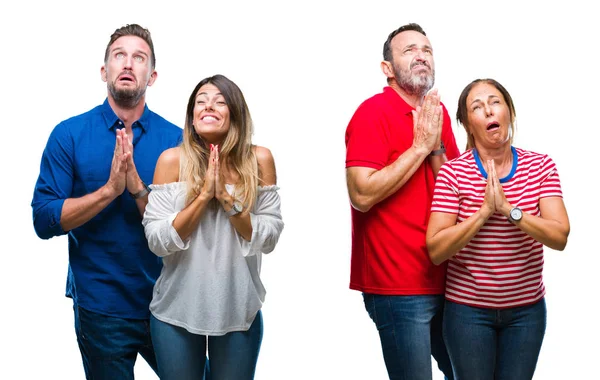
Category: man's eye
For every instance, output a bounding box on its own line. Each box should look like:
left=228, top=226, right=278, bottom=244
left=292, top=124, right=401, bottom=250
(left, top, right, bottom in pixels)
left=134, top=56, right=144, bottom=63
left=116, top=53, right=124, bottom=59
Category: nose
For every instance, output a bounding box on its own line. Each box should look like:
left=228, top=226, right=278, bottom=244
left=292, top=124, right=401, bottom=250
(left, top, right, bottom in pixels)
left=204, top=100, right=214, bottom=110
left=484, top=104, right=494, bottom=117
left=124, top=55, right=133, bottom=69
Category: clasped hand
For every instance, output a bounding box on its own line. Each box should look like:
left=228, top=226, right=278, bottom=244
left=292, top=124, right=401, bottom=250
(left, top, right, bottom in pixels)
left=481, top=160, right=511, bottom=218
left=411, top=89, right=443, bottom=155
left=107, top=128, right=142, bottom=196
left=200, top=144, right=231, bottom=206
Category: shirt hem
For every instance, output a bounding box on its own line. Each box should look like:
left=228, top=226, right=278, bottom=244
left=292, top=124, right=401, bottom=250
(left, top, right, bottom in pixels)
left=444, top=292, right=546, bottom=310
left=350, top=283, right=444, bottom=295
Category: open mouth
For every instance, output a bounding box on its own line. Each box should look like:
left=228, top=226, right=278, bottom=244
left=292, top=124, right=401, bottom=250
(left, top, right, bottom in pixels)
left=487, top=122, right=500, bottom=131
left=118, top=72, right=135, bottom=82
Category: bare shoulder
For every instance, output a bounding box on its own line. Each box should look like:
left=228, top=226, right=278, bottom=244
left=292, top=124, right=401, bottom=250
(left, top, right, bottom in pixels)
left=153, top=147, right=181, bottom=184
left=254, top=145, right=276, bottom=186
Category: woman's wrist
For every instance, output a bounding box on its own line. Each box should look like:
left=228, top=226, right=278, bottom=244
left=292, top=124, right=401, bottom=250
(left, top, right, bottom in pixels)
left=218, top=193, right=235, bottom=211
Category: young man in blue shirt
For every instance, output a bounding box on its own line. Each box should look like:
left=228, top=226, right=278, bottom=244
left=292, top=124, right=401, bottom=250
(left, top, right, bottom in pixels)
left=31, top=24, right=182, bottom=379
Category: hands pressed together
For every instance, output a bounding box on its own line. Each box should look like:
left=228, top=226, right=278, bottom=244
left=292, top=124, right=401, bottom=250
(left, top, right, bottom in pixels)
left=106, top=129, right=144, bottom=197
left=411, top=89, right=443, bottom=155
left=481, top=160, right=511, bottom=219
left=201, top=144, right=234, bottom=208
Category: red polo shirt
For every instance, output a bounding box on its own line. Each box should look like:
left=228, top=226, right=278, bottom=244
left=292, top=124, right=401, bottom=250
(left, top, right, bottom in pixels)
left=345, top=86, right=460, bottom=295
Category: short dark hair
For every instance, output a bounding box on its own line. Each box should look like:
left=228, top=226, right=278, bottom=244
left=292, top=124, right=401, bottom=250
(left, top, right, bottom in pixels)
left=383, top=23, right=426, bottom=62
left=104, top=24, right=156, bottom=69
left=456, top=78, right=517, bottom=150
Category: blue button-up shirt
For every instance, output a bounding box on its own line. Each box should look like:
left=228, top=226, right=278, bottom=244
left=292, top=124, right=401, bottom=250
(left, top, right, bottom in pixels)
left=32, top=99, right=182, bottom=319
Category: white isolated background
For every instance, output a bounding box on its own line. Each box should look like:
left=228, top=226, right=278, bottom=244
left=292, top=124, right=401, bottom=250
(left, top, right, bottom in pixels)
left=1, top=0, right=597, bottom=379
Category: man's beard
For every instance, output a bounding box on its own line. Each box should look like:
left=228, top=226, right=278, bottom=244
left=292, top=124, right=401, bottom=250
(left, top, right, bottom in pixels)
left=395, top=62, right=435, bottom=98
left=108, top=79, right=145, bottom=109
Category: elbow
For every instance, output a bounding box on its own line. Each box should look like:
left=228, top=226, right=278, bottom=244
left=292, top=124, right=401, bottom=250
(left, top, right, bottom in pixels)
left=551, top=236, right=569, bottom=252
left=430, top=254, right=445, bottom=266
left=349, top=194, right=374, bottom=213
left=427, top=249, right=446, bottom=266
left=33, top=217, right=60, bottom=240
left=426, top=240, right=446, bottom=266
left=550, top=227, right=570, bottom=251
left=33, top=225, right=54, bottom=240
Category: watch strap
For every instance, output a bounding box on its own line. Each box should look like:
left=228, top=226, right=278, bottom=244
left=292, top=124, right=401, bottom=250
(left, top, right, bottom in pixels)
left=430, top=141, right=446, bottom=156
left=226, top=202, right=242, bottom=217
left=130, top=182, right=151, bottom=199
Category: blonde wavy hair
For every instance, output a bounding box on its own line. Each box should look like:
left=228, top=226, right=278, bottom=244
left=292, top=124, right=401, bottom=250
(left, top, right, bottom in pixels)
left=179, top=74, right=258, bottom=210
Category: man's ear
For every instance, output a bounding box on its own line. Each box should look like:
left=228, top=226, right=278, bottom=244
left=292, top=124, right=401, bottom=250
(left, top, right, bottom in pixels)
left=380, top=60, right=394, bottom=80
left=147, top=70, right=157, bottom=87
left=100, top=66, right=107, bottom=82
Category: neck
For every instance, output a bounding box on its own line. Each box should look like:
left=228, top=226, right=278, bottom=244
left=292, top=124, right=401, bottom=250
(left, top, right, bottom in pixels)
left=476, top=143, right=513, bottom=175
left=107, top=95, right=146, bottom=130
left=388, top=80, right=424, bottom=108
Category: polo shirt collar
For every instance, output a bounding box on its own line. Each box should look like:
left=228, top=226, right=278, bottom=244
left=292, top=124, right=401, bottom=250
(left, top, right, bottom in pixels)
left=383, top=86, right=414, bottom=116
left=101, top=98, right=151, bottom=132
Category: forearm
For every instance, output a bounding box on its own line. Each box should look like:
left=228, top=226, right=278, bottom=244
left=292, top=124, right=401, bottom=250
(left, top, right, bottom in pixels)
left=427, top=210, right=490, bottom=265
left=428, top=153, right=448, bottom=178
left=229, top=213, right=252, bottom=241
left=128, top=175, right=148, bottom=216
left=349, top=146, right=428, bottom=212
left=172, top=193, right=211, bottom=241
left=512, top=213, right=569, bottom=251
left=135, top=197, right=149, bottom=216
left=60, top=185, right=118, bottom=232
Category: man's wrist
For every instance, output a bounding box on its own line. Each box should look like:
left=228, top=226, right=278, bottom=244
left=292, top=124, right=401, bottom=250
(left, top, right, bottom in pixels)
left=129, top=181, right=151, bottom=199
left=430, top=141, right=446, bottom=156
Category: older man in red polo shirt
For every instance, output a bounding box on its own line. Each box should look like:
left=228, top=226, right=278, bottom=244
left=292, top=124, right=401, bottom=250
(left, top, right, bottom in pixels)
left=345, top=23, right=460, bottom=380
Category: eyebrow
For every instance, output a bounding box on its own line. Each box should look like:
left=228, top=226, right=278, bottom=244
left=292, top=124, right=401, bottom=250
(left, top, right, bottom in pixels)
left=469, top=95, right=500, bottom=106
left=402, top=43, right=433, bottom=51
left=196, top=92, right=224, bottom=97
left=111, top=47, right=149, bottom=58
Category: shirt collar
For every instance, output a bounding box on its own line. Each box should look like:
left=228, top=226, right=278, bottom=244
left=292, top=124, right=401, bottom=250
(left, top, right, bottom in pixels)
left=383, top=86, right=415, bottom=116
left=100, top=98, right=150, bottom=132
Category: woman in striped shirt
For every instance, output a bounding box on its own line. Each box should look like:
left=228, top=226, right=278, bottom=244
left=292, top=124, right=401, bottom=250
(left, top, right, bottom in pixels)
left=426, top=78, right=570, bottom=380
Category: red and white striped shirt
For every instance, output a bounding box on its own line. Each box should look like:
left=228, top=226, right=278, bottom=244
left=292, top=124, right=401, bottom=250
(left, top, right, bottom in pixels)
left=431, top=147, right=563, bottom=308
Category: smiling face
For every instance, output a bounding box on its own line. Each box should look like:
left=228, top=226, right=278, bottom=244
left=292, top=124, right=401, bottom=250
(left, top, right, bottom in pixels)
left=389, top=30, right=435, bottom=96
left=193, top=83, right=230, bottom=144
left=101, top=35, right=156, bottom=108
left=465, top=82, right=514, bottom=149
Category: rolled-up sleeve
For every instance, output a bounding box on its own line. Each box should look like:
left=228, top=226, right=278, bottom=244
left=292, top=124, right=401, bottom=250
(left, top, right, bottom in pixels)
left=245, top=185, right=284, bottom=257
left=31, top=123, right=72, bottom=239
left=142, top=184, right=190, bottom=257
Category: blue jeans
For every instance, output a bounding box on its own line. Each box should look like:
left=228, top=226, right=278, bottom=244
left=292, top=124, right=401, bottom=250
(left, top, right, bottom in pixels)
left=363, top=294, right=454, bottom=380
left=150, top=310, right=263, bottom=380
left=73, top=305, right=157, bottom=380
left=443, top=298, right=547, bottom=380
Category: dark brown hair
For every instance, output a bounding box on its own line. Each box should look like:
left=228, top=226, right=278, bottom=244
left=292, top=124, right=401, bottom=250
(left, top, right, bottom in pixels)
left=383, top=23, right=426, bottom=62
left=104, top=24, right=156, bottom=69
left=456, top=78, right=517, bottom=150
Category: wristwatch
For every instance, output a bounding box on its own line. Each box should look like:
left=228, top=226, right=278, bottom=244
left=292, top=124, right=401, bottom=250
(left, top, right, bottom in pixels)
left=508, top=207, right=523, bottom=222
left=430, top=141, right=446, bottom=156
left=130, top=182, right=151, bottom=199
left=226, top=201, right=243, bottom=217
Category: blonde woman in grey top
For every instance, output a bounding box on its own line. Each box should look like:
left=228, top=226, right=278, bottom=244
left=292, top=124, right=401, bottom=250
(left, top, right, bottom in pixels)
left=143, top=74, right=284, bottom=380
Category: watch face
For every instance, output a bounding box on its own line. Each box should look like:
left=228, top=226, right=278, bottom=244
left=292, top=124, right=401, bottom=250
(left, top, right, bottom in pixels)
left=510, top=208, right=522, bottom=220
left=233, top=202, right=243, bottom=212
